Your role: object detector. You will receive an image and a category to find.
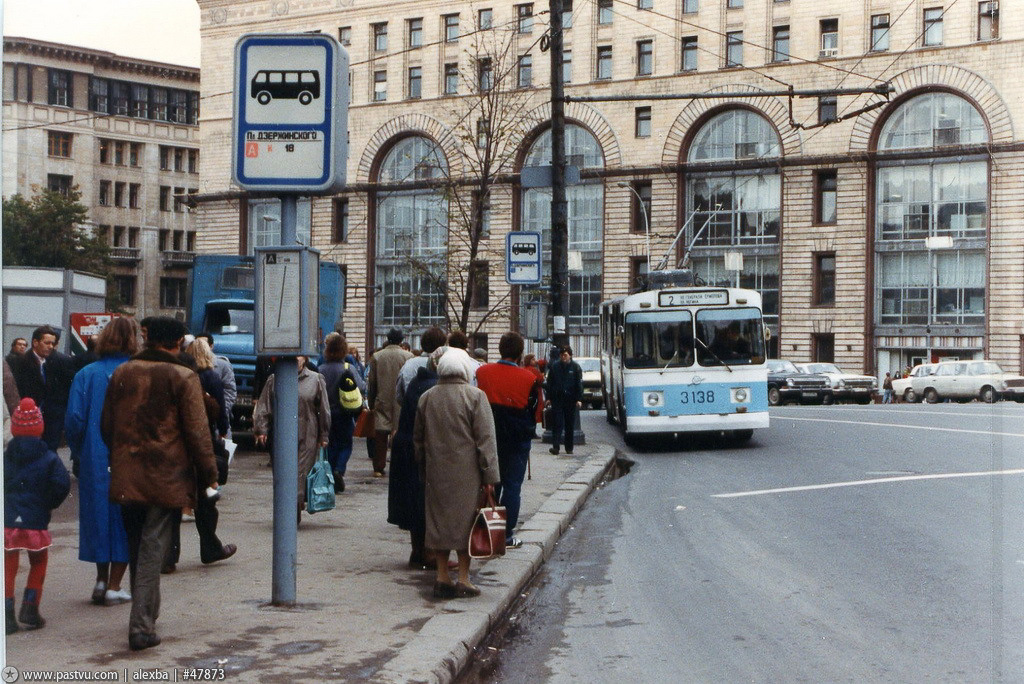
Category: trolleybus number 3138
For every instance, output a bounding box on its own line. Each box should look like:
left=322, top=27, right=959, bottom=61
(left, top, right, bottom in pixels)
left=681, top=390, right=714, bottom=404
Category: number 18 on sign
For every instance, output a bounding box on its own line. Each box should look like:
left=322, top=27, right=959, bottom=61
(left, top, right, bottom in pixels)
left=233, top=33, right=348, bottom=192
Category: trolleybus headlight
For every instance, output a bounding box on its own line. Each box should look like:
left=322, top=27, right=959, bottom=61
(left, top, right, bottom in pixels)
left=643, top=391, right=664, bottom=407
left=731, top=387, right=750, bottom=403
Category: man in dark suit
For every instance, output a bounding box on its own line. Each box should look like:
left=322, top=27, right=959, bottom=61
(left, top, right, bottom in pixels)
left=12, top=325, right=77, bottom=449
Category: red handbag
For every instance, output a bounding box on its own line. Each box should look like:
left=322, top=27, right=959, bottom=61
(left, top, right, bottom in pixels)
left=468, top=486, right=507, bottom=559
left=353, top=409, right=374, bottom=439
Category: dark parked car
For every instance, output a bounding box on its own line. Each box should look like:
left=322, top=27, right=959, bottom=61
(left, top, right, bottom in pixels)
left=766, top=360, right=833, bottom=406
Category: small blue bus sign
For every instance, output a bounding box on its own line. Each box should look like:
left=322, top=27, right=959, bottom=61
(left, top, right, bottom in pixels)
left=233, top=34, right=348, bottom=193
left=506, top=231, right=542, bottom=285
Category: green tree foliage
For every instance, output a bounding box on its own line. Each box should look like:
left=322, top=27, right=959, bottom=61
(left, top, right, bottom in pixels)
left=2, top=187, right=111, bottom=276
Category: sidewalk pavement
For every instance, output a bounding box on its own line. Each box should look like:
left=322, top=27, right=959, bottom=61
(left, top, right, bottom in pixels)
left=5, top=437, right=615, bottom=683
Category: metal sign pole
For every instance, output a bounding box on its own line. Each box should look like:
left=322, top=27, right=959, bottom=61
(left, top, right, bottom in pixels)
left=271, top=194, right=300, bottom=606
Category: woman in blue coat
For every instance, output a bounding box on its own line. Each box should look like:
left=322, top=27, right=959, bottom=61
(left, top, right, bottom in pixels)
left=64, top=317, right=139, bottom=606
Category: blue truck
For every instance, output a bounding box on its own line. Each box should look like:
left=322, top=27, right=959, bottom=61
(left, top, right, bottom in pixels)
left=187, top=254, right=345, bottom=434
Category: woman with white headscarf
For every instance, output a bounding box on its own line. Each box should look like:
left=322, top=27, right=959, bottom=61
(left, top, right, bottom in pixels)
left=413, top=348, right=500, bottom=598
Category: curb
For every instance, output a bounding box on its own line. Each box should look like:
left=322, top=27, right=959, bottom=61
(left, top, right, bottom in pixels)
left=374, top=444, right=618, bottom=684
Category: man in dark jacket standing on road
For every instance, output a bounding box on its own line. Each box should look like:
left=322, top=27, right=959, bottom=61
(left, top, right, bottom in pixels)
left=101, top=317, right=219, bottom=652
left=544, top=346, right=583, bottom=456
left=12, top=326, right=77, bottom=450
left=476, top=332, right=541, bottom=548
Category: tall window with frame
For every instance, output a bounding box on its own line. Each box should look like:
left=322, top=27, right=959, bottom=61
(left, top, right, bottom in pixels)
left=517, top=4, right=534, bottom=33
left=373, top=70, right=387, bottom=102
left=871, top=14, right=890, bottom=52
left=89, top=77, right=109, bottom=113
left=160, top=278, right=187, bottom=309
left=520, top=125, right=606, bottom=335
left=443, top=14, right=459, bottom=42
left=563, top=50, right=573, bottom=83
left=875, top=92, right=989, bottom=328
left=333, top=198, right=349, bottom=243
left=683, top=0, right=698, bottom=13
left=726, top=32, right=743, bottom=67
left=407, top=67, right=422, bottom=99
left=373, top=23, right=388, bottom=51
left=815, top=170, right=837, bottom=224
left=820, top=19, right=839, bottom=55
left=562, top=0, right=574, bottom=28
left=48, top=69, right=72, bottom=107
left=444, top=63, right=459, bottom=95
left=772, top=26, right=790, bottom=62
left=407, top=18, right=423, bottom=48
left=635, top=107, right=652, bottom=137
left=727, top=0, right=743, bottom=8
left=374, top=136, right=449, bottom=334
left=636, top=40, right=653, bottom=76
left=596, top=46, right=613, bottom=80
left=819, top=95, right=838, bottom=123
left=518, top=55, right=533, bottom=88
left=631, top=181, right=652, bottom=234
left=814, top=253, right=836, bottom=306
left=46, top=174, right=71, bottom=197
left=112, top=82, right=130, bottom=116
left=923, top=8, right=944, bottom=46
left=478, top=8, right=493, bottom=30
left=638, top=0, right=653, bottom=9
left=478, top=58, right=493, bottom=91
left=978, top=1, right=999, bottom=40
left=598, top=0, right=613, bottom=24
left=685, top=109, right=782, bottom=327
left=339, top=26, right=352, bottom=46
left=681, top=36, right=698, bottom=71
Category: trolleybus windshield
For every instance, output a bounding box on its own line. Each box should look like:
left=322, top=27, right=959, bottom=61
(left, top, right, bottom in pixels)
left=695, top=308, right=765, bottom=366
left=624, top=310, right=695, bottom=369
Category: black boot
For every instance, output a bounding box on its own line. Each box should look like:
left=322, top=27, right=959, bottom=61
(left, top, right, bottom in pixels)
left=333, top=471, right=345, bottom=494
left=18, top=601, right=44, bottom=630
left=6, top=599, right=18, bottom=635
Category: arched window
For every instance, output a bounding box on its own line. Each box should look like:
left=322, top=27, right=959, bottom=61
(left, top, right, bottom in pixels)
left=874, top=93, right=989, bottom=351
left=520, top=125, right=605, bottom=333
left=374, top=136, right=448, bottom=336
left=684, top=109, right=781, bottom=328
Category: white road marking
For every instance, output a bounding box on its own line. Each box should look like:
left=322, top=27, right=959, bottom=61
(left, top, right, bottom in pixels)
left=714, top=469, right=1024, bottom=499
left=771, top=415, right=1024, bottom=438
left=777, top=405, right=1024, bottom=420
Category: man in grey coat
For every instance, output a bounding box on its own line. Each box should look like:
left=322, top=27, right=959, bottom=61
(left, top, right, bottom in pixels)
left=367, top=328, right=412, bottom=477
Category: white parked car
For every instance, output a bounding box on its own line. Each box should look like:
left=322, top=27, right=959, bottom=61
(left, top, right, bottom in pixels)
left=794, top=363, right=878, bottom=404
left=913, top=360, right=1024, bottom=403
left=892, top=364, right=937, bottom=403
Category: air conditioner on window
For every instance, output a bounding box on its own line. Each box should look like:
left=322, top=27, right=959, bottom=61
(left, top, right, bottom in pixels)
left=819, top=48, right=838, bottom=58
left=735, top=142, right=758, bottom=158
left=934, top=127, right=961, bottom=146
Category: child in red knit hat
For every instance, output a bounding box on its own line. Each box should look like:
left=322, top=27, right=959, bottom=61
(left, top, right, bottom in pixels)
left=4, top=398, right=70, bottom=634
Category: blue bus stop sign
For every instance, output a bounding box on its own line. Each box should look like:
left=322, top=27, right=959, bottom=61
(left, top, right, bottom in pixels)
left=506, top=231, right=542, bottom=285
left=233, top=33, right=348, bottom=193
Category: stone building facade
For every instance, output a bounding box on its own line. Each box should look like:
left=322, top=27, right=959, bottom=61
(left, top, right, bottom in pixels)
left=194, top=0, right=1023, bottom=375
left=2, top=37, right=201, bottom=320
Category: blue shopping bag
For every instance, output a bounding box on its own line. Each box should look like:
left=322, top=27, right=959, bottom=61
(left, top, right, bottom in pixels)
left=306, top=448, right=336, bottom=514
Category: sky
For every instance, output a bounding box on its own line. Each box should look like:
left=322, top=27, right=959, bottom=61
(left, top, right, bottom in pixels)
left=3, top=0, right=201, bottom=67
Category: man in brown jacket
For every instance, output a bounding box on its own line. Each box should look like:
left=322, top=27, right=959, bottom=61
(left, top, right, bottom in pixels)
left=367, top=328, right=412, bottom=477
left=101, top=317, right=219, bottom=652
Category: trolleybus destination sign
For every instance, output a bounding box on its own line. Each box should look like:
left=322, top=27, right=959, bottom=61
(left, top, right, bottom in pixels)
left=233, top=33, right=348, bottom=192
left=658, top=290, right=730, bottom=307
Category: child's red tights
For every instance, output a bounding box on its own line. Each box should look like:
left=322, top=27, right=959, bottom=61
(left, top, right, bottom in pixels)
left=5, top=549, right=48, bottom=604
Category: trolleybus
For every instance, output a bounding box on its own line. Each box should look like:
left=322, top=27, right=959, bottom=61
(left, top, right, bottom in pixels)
left=599, top=270, right=769, bottom=445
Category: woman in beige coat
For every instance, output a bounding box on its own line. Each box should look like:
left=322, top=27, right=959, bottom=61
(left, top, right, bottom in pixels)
left=253, top=357, right=331, bottom=521
left=414, top=348, right=500, bottom=599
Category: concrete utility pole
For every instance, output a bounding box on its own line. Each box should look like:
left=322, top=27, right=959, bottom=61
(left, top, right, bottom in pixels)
left=549, top=0, right=568, bottom=342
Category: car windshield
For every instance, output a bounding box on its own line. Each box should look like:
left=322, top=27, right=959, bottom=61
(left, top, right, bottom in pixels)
left=802, top=363, right=842, bottom=374
left=624, top=311, right=694, bottom=369
left=695, top=308, right=765, bottom=367
left=205, top=307, right=254, bottom=335
left=577, top=358, right=600, bottom=372
left=767, top=360, right=799, bottom=373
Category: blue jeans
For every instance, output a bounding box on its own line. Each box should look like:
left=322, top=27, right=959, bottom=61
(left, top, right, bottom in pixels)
left=496, top=437, right=531, bottom=540
left=326, top=407, right=355, bottom=475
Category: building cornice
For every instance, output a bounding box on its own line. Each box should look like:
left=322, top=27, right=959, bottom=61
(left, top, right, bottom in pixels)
left=3, top=36, right=199, bottom=83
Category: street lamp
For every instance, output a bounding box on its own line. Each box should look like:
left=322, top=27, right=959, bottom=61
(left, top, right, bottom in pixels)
left=924, top=235, right=954, bottom=363
left=617, top=182, right=651, bottom=275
